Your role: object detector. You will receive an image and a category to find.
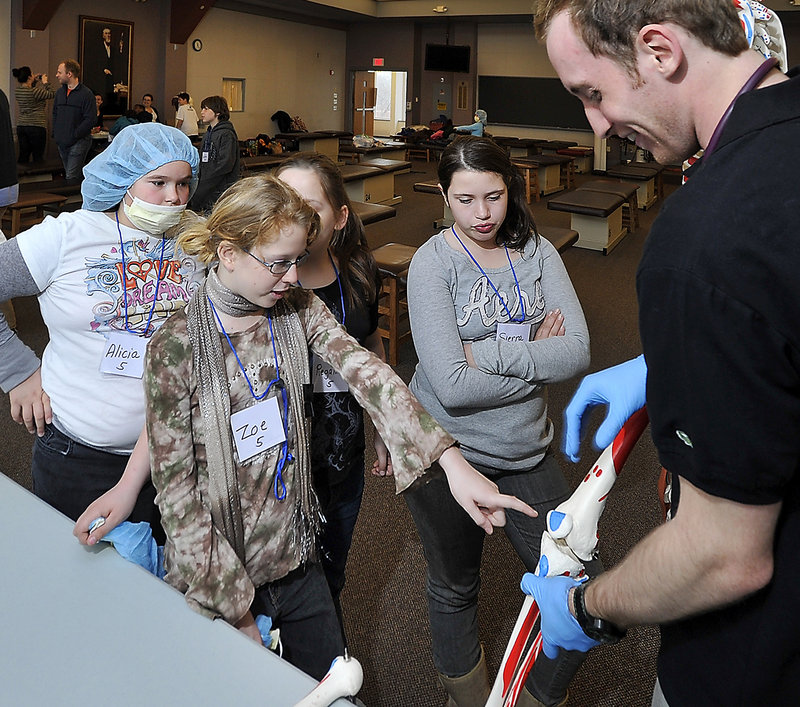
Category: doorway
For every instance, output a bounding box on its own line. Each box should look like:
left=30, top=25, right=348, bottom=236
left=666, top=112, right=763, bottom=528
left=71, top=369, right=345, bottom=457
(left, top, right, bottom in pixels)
left=352, top=70, right=408, bottom=137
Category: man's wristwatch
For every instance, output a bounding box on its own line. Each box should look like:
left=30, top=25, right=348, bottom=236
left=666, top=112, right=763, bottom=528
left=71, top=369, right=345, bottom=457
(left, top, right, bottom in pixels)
left=572, top=581, right=626, bottom=645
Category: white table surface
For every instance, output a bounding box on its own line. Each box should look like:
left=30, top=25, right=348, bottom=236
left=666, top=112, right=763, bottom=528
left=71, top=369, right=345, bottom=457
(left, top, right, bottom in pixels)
left=0, top=473, right=352, bottom=706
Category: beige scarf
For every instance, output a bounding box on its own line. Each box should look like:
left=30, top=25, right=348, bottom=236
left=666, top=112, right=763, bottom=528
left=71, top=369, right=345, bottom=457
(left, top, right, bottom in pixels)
left=186, top=268, right=321, bottom=564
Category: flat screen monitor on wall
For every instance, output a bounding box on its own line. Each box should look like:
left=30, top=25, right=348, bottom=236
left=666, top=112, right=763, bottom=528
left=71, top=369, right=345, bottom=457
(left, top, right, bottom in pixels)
left=424, top=44, right=471, bottom=73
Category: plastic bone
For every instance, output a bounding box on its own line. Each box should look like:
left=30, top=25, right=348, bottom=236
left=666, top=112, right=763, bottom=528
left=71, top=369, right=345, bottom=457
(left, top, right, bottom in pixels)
left=293, top=654, right=364, bottom=707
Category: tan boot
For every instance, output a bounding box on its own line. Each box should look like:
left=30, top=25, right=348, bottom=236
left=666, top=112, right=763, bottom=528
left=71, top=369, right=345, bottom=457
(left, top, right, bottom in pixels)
left=437, top=646, right=490, bottom=707
left=516, top=685, right=569, bottom=707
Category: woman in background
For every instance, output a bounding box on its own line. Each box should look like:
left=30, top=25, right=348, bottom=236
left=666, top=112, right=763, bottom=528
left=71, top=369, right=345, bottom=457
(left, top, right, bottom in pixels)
left=12, top=66, right=56, bottom=163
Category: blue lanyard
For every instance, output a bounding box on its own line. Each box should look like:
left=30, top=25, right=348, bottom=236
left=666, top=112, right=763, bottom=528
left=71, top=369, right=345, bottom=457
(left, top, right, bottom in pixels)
left=115, top=211, right=168, bottom=336
left=208, top=299, right=291, bottom=501
left=450, top=226, right=526, bottom=322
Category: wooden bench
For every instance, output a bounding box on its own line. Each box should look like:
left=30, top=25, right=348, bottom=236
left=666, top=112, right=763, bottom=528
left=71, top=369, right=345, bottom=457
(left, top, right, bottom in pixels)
left=547, top=189, right=627, bottom=254
left=511, top=159, right=542, bottom=204
left=3, top=192, right=69, bottom=237
left=580, top=179, right=640, bottom=231
left=557, top=146, right=594, bottom=174
left=239, top=154, right=284, bottom=174
left=605, top=162, right=665, bottom=209
left=351, top=201, right=396, bottom=226
left=493, top=136, right=545, bottom=158
left=511, top=154, right=571, bottom=196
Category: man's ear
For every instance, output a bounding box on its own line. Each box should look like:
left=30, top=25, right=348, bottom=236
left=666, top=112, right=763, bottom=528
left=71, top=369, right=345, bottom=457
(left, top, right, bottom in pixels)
left=638, top=24, right=685, bottom=79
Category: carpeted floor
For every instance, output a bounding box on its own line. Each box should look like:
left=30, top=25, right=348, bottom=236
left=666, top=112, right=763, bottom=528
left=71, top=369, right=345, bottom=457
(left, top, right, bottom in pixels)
left=1, top=156, right=676, bottom=706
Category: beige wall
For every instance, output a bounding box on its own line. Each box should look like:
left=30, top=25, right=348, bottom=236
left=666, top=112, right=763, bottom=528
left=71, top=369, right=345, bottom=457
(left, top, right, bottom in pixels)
left=188, top=8, right=347, bottom=139
left=477, top=22, right=593, bottom=144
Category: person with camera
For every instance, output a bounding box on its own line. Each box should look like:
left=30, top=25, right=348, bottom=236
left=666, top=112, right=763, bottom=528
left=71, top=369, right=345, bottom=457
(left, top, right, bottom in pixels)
left=12, top=66, right=56, bottom=164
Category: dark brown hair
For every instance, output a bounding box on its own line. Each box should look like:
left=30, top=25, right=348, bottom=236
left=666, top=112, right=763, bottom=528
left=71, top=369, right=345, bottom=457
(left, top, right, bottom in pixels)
left=200, top=95, right=230, bottom=122
left=438, top=136, right=538, bottom=252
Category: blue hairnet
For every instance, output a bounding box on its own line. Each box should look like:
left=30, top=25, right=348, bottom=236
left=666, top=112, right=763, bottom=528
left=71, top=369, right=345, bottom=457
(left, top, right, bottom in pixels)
left=476, top=109, right=487, bottom=125
left=81, top=123, right=200, bottom=211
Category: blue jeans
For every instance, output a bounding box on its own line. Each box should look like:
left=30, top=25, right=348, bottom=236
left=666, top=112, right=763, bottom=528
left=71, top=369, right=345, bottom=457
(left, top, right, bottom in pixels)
left=250, top=563, right=345, bottom=680
left=405, top=453, right=602, bottom=705
left=57, top=135, right=92, bottom=183
left=31, top=423, right=164, bottom=543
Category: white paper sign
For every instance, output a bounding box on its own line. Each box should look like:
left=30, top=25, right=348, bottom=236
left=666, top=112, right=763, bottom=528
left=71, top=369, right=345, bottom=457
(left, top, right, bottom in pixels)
left=230, top=396, right=286, bottom=463
left=496, top=322, right=532, bottom=343
left=100, top=331, right=148, bottom=378
left=311, top=353, right=349, bottom=393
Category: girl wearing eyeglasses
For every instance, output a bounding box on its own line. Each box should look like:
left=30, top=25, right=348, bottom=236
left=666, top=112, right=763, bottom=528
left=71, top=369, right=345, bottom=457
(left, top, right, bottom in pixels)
left=141, top=174, right=535, bottom=680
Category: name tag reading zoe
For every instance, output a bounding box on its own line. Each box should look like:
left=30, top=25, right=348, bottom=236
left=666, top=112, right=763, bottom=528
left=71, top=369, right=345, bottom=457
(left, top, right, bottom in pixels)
left=311, top=353, right=349, bottom=393
left=230, top=396, right=286, bottom=463
left=100, top=332, right=148, bottom=378
left=496, top=322, right=532, bottom=342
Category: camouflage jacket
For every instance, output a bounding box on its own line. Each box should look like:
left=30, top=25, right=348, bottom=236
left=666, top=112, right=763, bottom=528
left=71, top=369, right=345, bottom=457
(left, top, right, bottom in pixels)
left=144, top=288, right=453, bottom=624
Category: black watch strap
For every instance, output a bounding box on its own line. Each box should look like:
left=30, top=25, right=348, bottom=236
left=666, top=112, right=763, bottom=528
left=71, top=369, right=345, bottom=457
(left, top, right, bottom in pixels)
left=573, top=581, right=626, bottom=645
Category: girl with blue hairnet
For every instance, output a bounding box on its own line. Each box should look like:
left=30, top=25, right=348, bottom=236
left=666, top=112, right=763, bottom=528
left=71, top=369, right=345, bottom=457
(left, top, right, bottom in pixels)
left=0, top=123, right=205, bottom=544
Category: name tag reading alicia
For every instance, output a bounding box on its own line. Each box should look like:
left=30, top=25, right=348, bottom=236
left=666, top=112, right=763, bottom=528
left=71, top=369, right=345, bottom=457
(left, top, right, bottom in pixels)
left=496, top=322, right=531, bottom=342
left=100, top=332, right=148, bottom=378
left=311, top=353, right=348, bottom=393
left=230, top=396, right=286, bottom=463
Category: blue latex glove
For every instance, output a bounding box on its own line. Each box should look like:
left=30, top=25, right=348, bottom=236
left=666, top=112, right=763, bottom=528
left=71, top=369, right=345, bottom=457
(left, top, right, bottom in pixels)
left=563, top=355, right=647, bottom=462
left=520, top=572, right=599, bottom=659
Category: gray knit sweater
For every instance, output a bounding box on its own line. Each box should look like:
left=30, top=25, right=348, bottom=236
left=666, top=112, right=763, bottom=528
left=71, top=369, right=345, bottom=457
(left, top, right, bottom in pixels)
left=408, top=230, right=589, bottom=471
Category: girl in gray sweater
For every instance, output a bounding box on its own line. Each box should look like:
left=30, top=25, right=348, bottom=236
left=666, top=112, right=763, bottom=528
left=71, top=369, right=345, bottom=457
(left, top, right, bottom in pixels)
left=405, top=136, right=593, bottom=707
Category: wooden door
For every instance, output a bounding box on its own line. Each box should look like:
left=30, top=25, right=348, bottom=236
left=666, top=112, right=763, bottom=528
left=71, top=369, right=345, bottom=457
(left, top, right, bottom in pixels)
left=353, top=71, right=376, bottom=135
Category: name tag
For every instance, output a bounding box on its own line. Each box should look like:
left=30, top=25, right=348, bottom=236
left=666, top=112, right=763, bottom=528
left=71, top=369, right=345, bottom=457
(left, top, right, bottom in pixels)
left=201, top=151, right=209, bottom=162
left=311, top=353, right=348, bottom=393
left=496, top=322, right=532, bottom=343
left=230, top=396, right=286, bottom=463
left=100, top=331, right=148, bottom=378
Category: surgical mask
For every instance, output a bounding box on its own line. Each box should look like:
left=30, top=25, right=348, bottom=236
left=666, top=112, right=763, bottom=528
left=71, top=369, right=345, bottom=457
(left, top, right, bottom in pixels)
left=123, top=193, right=187, bottom=235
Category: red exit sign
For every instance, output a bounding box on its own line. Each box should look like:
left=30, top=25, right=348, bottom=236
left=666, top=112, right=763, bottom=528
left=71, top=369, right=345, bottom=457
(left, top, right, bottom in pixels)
left=372, top=57, right=385, bottom=67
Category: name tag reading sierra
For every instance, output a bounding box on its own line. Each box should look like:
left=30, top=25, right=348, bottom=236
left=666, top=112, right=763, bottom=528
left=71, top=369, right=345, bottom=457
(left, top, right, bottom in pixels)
left=311, top=353, right=348, bottom=393
left=100, top=331, right=148, bottom=378
left=230, top=396, right=286, bottom=463
left=496, top=322, right=531, bottom=342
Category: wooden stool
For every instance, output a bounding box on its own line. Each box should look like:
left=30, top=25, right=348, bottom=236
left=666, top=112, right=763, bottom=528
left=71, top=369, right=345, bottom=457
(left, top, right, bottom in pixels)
left=372, top=242, right=417, bottom=366
left=406, top=145, right=430, bottom=162
left=3, top=192, right=68, bottom=237
left=511, top=160, right=541, bottom=203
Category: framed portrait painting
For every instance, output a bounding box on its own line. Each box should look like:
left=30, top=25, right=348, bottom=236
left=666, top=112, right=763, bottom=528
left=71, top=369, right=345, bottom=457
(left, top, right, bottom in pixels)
left=79, top=16, right=133, bottom=117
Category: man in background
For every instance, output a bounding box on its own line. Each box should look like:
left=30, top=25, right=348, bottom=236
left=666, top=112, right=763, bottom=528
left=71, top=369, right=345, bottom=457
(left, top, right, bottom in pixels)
left=52, top=60, right=95, bottom=183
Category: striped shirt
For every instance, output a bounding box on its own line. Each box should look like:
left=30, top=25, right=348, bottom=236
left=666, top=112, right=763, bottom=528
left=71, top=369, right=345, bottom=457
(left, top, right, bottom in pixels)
left=15, top=83, right=57, bottom=128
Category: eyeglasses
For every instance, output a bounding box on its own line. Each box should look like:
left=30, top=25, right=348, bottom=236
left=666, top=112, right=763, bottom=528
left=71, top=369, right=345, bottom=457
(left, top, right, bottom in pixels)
left=246, top=249, right=309, bottom=275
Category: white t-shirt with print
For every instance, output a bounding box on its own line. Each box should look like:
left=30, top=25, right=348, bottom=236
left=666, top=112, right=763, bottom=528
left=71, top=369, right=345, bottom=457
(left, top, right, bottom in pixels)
left=16, top=210, right=204, bottom=453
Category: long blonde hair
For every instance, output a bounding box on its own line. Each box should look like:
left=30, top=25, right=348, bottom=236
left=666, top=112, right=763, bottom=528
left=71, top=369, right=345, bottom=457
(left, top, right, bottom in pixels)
left=178, top=174, right=319, bottom=262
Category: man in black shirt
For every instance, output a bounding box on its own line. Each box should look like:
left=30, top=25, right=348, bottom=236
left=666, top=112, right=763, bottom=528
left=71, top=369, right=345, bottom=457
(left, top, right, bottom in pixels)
left=524, top=1, right=798, bottom=704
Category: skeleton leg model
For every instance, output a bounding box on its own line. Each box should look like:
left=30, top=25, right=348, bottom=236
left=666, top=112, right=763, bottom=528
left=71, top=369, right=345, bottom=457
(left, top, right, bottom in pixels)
left=293, top=652, right=363, bottom=707
left=487, top=408, right=649, bottom=707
